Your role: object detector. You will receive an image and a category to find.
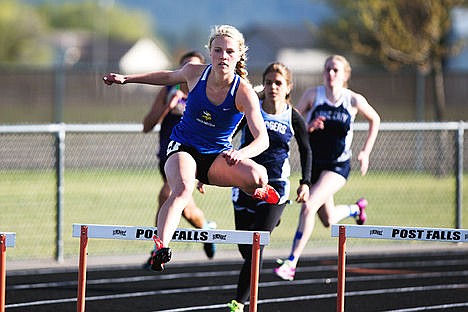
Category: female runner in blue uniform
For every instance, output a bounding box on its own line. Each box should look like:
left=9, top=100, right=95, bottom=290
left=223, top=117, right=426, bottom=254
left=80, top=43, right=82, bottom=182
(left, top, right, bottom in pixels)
left=103, top=25, right=279, bottom=271
left=275, top=55, right=380, bottom=281
left=142, top=51, right=217, bottom=263
left=227, top=62, right=312, bottom=312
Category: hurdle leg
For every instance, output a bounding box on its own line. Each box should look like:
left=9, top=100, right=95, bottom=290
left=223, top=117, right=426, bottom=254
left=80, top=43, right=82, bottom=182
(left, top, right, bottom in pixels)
left=337, top=225, right=346, bottom=312
left=249, top=232, right=261, bottom=312
left=0, top=234, right=6, bottom=312
left=77, top=226, right=88, bottom=312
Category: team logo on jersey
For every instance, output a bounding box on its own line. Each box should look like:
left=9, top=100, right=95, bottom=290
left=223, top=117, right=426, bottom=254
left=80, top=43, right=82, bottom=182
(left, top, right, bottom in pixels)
left=315, top=107, right=350, bottom=124
left=201, top=111, right=212, bottom=121
left=265, top=120, right=287, bottom=134
left=196, top=110, right=216, bottom=127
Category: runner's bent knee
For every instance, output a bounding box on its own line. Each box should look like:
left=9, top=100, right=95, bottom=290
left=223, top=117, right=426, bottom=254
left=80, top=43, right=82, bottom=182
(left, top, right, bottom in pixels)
left=238, top=164, right=268, bottom=193
left=247, top=163, right=268, bottom=187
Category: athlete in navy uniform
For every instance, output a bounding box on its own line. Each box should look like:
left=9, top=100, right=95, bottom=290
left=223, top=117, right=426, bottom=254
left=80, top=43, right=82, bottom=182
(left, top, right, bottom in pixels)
left=103, top=25, right=280, bottom=272
left=275, top=55, right=380, bottom=281
left=141, top=51, right=217, bottom=265
left=227, top=63, right=312, bottom=312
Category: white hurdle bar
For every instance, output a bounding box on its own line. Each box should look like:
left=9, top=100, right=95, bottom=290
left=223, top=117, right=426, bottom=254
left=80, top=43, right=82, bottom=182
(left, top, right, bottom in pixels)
left=72, top=224, right=270, bottom=312
left=0, top=232, right=16, bottom=312
left=331, top=224, right=468, bottom=312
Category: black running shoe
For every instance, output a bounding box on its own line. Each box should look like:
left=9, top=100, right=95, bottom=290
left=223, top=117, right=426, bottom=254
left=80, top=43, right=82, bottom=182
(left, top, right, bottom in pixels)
left=150, top=235, right=172, bottom=272
left=150, top=247, right=172, bottom=272
left=203, top=221, right=217, bottom=259
left=203, top=243, right=216, bottom=259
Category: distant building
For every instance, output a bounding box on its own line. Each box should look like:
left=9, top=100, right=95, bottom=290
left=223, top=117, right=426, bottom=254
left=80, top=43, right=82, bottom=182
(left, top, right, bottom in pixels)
left=48, top=31, right=171, bottom=73
left=119, top=38, right=171, bottom=74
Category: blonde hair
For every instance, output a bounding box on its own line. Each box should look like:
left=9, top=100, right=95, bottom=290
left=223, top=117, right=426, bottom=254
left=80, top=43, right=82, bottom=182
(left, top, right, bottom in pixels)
left=258, top=62, right=293, bottom=103
left=324, top=54, right=352, bottom=88
left=207, top=25, right=249, bottom=80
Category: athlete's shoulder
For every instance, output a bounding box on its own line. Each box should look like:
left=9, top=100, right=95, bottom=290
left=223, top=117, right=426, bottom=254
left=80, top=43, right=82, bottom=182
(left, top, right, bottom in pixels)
left=304, top=85, right=319, bottom=95
left=182, top=63, right=208, bottom=76
left=183, top=64, right=210, bottom=90
left=348, top=88, right=368, bottom=107
left=236, top=78, right=258, bottom=99
left=297, top=86, right=318, bottom=114
left=291, top=106, right=303, bottom=120
left=237, top=76, right=253, bottom=89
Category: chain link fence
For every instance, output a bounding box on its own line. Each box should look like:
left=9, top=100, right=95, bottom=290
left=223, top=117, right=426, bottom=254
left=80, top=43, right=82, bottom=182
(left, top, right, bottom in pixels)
left=0, top=122, right=467, bottom=262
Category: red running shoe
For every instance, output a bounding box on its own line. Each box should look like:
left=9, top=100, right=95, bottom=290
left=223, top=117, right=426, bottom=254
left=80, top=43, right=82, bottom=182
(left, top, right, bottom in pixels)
left=252, top=184, right=280, bottom=204
left=150, top=235, right=172, bottom=272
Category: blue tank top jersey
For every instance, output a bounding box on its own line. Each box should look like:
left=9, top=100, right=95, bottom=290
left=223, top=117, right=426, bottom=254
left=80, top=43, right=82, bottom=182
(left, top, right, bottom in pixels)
left=240, top=103, right=294, bottom=201
left=306, top=85, right=355, bottom=164
left=170, top=65, right=244, bottom=154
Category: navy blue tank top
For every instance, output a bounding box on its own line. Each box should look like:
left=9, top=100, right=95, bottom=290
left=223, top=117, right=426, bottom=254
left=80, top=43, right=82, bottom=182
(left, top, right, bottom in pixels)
left=306, top=86, right=354, bottom=163
left=170, top=65, right=244, bottom=153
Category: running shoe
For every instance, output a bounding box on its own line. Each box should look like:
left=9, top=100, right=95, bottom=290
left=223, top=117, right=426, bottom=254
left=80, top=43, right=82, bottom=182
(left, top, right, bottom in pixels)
left=252, top=184, right=280, bottom=204
left=150, top=235, right=172, bottom=272
left=203, top=221, right=217, bottom=259
left=227, top=299, right=244, bottom=312
left=274, top=259, right=296, bottom=281
left=355, top=197, right=368, bottom=225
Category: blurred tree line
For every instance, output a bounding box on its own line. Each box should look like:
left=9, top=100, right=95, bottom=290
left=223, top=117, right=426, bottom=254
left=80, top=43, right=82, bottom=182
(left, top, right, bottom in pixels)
left=1, top=0, right=467, bottom=121
left=319, top=0, right=467, bottom=121
left=0, top=0, right=153, bottom=66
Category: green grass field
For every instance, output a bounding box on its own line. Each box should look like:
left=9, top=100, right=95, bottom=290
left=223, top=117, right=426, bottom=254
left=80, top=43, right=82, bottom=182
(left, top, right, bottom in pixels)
left=1, top=169, right=467, bottom=261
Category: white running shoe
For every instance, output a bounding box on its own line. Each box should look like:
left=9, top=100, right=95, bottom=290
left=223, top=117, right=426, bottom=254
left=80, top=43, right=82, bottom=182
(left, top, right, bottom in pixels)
left=274, top=259, right=296, bottom=281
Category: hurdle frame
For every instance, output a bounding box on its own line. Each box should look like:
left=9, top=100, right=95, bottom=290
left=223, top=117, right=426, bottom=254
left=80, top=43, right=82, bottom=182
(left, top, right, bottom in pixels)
left=331, top=224, right=468, bottom=312
left=73, top=224, right=270, bottom=312
left=0, top=232, right=16, bottom=312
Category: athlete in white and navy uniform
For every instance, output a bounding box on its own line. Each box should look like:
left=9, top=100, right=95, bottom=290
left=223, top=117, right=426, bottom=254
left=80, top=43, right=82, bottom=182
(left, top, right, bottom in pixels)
left=305, top=85, right=355, bottom=181
left=229, top=63, right=312, bottom=307
left=233, top=104, right=311, bottom=206
left=275, top=55, right=380, bottom=282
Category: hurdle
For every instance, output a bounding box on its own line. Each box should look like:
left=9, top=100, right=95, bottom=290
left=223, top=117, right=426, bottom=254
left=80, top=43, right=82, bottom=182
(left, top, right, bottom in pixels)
left=0, top=232, right=16, bottom=312
left=72, top=224, right=269, bottom=312
left=331, top=224, right=468, bottom=312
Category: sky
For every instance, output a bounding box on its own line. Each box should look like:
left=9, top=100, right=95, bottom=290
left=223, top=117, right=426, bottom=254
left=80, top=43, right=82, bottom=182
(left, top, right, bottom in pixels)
left=118, top=0, right=333, bottom=51
left=25, top=0, right=334, bottom=53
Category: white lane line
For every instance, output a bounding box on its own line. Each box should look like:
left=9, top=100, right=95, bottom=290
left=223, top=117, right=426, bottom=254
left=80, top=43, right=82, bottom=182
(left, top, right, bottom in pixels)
left=6, top=279, right=468, bottom=309
left=155, top=284, right=468, bottom=312
left=383, top=302, right=468, bottom=311
left=8, top=268, right=468, bottom=291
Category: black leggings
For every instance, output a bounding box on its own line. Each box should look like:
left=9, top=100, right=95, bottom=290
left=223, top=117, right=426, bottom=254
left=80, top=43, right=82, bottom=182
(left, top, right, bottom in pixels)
left=234, top=202, right=287, bottom=303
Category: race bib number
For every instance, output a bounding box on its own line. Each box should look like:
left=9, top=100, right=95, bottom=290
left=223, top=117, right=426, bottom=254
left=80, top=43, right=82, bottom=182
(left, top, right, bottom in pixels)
left=231, top=187, right=240, bottom=202
left=166, top=140, right=181, bottom=155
